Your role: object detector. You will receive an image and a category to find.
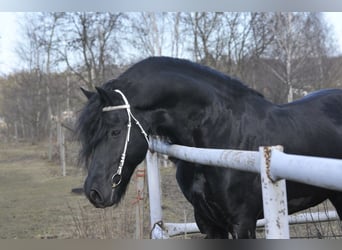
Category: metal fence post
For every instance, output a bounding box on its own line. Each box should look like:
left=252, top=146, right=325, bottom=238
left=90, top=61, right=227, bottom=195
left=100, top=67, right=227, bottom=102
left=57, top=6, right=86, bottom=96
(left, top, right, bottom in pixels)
left=146, top=150, right=169, bottom=239
left=259, top=146, right=290, bottom=239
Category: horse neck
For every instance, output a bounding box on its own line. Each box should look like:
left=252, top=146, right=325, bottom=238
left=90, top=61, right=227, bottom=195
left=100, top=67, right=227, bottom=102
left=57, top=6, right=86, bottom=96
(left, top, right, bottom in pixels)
left=145, top=105, right=204, bottom=147
left=145, top=93, right=271, bottom=148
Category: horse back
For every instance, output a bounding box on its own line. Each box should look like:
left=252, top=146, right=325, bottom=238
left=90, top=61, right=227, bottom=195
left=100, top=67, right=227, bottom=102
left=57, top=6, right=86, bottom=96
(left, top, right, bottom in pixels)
left=268, top=89, right=342, bottom=158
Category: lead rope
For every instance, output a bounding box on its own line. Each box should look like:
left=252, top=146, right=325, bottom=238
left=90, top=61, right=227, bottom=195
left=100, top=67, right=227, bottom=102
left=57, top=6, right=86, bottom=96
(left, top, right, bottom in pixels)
left=102, top=89, right=149, bottom=188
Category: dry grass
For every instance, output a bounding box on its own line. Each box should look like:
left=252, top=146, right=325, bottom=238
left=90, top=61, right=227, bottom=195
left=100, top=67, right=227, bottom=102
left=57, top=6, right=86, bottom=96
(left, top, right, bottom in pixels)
left=0, top=141, right=85, bottom=238
left=0, top=140, right=155, bottom=239
left=0, top=140, right=341, bottom=239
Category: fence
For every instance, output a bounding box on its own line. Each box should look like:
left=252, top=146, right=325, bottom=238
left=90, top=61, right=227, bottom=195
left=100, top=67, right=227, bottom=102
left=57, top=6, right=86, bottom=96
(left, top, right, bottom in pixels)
left=145, top=138, right=342, bottom=239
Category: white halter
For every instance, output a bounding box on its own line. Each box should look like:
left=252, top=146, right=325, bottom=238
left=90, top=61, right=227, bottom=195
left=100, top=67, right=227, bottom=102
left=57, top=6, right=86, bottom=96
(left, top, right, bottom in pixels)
left=102, top=89, right=149, bottom=188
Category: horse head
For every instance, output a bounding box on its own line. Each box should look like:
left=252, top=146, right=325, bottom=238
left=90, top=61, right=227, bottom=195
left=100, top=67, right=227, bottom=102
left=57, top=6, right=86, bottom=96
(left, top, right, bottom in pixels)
left=77, top=74, right=213, bottom=209
left=77, top=86, right=149, bottom=208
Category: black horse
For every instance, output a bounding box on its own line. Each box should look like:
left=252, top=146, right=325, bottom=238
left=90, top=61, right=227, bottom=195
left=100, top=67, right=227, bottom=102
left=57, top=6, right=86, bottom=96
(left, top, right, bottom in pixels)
left=77, top=56, right=342, bottom=239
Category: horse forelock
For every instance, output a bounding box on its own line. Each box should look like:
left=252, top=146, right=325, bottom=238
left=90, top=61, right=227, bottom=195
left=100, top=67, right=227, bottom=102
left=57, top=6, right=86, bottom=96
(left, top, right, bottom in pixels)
left=76, top=95, right=107, bottom=167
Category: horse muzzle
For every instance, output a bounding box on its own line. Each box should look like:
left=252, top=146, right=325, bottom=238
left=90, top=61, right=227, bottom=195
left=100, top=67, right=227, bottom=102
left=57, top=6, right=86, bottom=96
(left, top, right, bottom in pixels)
left=84, top=178, right=114, bottom=208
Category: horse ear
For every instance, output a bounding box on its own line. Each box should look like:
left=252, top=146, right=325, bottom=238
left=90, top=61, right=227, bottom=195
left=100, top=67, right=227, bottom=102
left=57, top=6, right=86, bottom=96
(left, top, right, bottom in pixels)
left=95, top=87, right=113, bottom=105
left=80, top=87, right=95, bottom=100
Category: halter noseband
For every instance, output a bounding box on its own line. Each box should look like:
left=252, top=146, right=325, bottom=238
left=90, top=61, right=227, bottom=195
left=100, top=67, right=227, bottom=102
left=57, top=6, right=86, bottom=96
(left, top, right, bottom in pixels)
left=102, top=89, right=149, bottom=188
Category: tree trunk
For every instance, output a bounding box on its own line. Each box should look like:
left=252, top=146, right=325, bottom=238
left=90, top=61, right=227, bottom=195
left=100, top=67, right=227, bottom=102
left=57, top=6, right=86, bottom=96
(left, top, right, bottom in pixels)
left=57, top=108, right=66, bottom=176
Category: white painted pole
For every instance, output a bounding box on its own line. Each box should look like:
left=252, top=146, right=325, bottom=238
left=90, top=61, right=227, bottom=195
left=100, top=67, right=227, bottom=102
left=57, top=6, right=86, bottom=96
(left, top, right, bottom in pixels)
left=270, top=149, right=342, bottom=192
left=149, top=138, right=259, bottom=173
left=257, top=210, right=338, bottom=227
left=161, top=210, right=339, bottom=238
left=259, top=146, right=290, bottom=239
left=147, top=139, right=342, bottom=239
left=146, top=150, right=169, bottom=239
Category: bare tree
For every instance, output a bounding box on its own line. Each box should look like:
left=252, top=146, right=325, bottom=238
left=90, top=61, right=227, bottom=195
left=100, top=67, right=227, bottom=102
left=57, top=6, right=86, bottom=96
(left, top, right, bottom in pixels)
left=60, top=12, right=124, bottom=90
left=33, top=12, right=64, bottom=159
left=219, top=12, right=273, bottom=79
left=183, top=12, right=224, bottom=67
left=13, top=14, right=48, bottom=142
left=181, top=12, right=273, bottom=81
left=170, top=12, right=182, bottom=58
left=261, top=12, right=337, bottom=102
left=128, top=12, right=169, bottom=57
left=1, top=12, right=341, bottom=144
left=303, top=13, right=341, bottom=90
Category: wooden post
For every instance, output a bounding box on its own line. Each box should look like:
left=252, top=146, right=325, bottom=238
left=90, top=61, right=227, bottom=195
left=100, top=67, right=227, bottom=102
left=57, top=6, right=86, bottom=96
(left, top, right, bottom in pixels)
left=57, top=108, right=66, bottom=177
left=134, top=163, right=145, bottom=239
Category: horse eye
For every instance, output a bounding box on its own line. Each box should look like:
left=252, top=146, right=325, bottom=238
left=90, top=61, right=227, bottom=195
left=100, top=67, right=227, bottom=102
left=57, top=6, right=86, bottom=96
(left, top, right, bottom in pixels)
left=110, top=129, right=121, bottom=137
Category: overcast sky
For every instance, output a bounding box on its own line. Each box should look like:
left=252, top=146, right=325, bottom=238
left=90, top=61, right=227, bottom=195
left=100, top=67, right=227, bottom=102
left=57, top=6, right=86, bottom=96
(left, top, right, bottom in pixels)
left=1, top=12, right=342, bottom=75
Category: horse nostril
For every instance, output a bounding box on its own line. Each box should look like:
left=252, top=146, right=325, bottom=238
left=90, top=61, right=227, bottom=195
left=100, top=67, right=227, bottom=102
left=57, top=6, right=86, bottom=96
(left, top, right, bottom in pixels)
left=89, top=189, right=104, bottom=205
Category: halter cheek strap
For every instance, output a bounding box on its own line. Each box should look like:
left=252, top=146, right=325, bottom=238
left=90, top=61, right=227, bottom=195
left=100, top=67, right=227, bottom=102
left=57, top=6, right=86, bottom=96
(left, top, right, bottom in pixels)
left=102, top=89, right=149, bottom=188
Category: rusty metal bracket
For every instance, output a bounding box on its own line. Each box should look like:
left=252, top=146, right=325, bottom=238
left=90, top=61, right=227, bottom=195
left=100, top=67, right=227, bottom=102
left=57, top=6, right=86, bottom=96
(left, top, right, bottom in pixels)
left=263, top=146, right=273, bottom=182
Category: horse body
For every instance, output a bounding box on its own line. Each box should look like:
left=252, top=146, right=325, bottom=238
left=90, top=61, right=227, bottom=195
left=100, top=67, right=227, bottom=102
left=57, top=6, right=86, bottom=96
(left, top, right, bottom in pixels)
left=179, top=88, right=342, bottom=238
left=77, top=57, right=342, bottom=238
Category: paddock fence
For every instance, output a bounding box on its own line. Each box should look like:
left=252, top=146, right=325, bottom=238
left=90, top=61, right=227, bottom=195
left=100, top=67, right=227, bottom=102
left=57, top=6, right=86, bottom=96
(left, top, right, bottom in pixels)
left=145, top=138, right=342, bottom=239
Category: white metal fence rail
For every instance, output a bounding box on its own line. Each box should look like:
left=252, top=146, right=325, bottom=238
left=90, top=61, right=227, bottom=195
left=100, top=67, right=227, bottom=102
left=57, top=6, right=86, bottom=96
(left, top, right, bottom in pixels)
left=146, top=138, right=342, bottom=239
left=163, top=211, right=339, bottom=238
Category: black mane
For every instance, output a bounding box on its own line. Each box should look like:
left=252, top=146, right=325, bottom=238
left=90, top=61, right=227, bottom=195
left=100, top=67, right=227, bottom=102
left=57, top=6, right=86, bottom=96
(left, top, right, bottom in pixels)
left=111, top=57, right=263, bottom=99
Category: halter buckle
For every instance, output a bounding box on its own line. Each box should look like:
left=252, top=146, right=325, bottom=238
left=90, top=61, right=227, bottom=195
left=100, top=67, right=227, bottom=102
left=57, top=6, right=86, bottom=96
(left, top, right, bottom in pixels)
left=112, top=172, right=122, bottom=188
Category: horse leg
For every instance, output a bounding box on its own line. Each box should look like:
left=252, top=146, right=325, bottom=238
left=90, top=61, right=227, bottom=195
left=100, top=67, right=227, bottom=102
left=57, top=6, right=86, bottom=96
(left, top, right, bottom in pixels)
left=329, top=194, right=342, bottom=219
left=194, top=208, right=229, bottom=239
left=175, top=161, right=230, bottom=238
left=232, top=216, right=257, bottom=239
